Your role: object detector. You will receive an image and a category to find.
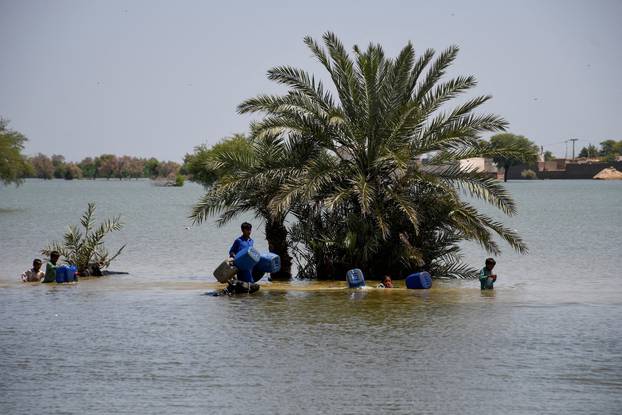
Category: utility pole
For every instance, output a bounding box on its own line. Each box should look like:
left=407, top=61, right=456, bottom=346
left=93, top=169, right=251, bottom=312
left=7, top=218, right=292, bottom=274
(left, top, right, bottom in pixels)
left=564, top=140, right=569, bottom=159
left=569, top=138, right=579, bottom=160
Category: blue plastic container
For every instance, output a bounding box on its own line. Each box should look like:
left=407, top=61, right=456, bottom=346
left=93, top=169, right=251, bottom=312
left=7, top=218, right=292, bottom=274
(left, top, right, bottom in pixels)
left=346, top=268, right=365, bottom=288
left=405, top=271, right=432, bottom=289
left=66, top=265, right=77, bottom=282
left=56, top=265, right=76, bottom=283
left=55, top=266, right=67, bottom=283
left=256, top=253, right=281, bottom=274
left=234, top=246, right=261, bottom=271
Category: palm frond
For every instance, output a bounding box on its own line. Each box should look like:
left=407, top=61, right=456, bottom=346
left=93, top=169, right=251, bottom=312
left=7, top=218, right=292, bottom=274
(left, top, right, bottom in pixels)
left=427, top=164, right=517, bottom=216
left=414, top=45, right=459, bottom=102
left=449, top=201, right=528, bottom=254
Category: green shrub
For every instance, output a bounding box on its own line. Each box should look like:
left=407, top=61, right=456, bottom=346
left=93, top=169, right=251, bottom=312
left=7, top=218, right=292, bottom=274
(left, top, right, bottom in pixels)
left=42, top=203, right=125, bottom=274
left=521, top=169, right=538, bottom=179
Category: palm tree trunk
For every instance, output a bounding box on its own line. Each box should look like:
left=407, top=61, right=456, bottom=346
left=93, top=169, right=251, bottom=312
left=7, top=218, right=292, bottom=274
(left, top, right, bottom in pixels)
left=503, top=163, right=510, bottom=182
left=265, top=218, right=292, bottom=280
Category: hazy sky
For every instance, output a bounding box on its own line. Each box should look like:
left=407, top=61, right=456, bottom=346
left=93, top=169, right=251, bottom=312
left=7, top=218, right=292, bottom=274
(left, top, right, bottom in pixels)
left=1, top=0, right=620, bottom=161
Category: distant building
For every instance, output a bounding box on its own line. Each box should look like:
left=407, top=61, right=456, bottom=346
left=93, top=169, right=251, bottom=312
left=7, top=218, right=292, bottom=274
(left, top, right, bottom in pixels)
left=508, top=158, right=622, bottom=179
left=459, top=157, right=498, bottom=177
left=537, top=159, right=567, bottom=172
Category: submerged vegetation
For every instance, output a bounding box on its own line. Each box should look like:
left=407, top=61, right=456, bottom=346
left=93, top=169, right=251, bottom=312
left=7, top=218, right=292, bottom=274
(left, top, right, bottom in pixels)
left=42, top=203, right=126, bottom=275
left=190, top=32, right=529, bottom=279
left=521, top=169, right=538, bottom=180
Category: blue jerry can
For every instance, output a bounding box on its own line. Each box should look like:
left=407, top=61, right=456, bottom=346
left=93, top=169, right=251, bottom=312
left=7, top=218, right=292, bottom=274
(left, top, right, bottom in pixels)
left=405, top=272, right=432, bottom=289
left=346, top=268, right=365, bottom=288
left=234, top=246, right=261, bottom=271
left=256, top=253, right=281, bottom=274
left=55, top=265, right=67, bottom=283
left=66, top=265, right=77, bottom=282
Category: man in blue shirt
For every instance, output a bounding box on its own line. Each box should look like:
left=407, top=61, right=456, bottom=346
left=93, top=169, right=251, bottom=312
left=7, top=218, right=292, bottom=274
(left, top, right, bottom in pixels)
left=229, top=222, right=254, bottom=283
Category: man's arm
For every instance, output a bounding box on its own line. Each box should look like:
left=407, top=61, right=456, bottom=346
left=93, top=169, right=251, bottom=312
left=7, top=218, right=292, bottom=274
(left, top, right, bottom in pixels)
left=229, top=239, right=240, bottom=258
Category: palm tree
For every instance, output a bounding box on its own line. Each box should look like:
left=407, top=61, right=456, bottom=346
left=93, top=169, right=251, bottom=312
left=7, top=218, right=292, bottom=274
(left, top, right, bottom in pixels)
left=237, top=32, right=527, bottom=279
left=42, top=203, right=125, bottom=275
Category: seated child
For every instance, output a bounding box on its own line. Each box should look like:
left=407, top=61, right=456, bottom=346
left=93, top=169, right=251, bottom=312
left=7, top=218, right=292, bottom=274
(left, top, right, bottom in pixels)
left=479, top=258, right=497, bottom=290
left=21, top=259, right=44, bottom=282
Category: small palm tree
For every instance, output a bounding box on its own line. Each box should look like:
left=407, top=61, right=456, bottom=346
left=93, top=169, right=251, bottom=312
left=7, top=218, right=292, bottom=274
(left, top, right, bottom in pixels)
left=42, top=203, right=125, bottom=275
left=190, top=134, right=316, bottom=280
left=237, top=32, right=527, bottom=279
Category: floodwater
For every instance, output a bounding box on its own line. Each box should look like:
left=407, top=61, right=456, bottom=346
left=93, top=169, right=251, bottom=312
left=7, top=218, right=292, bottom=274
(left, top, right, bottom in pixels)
left=1, top=179, right=621, bottom=414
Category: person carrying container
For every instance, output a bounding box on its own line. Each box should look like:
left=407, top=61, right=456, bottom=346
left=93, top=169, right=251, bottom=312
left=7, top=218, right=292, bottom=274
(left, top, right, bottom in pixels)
left=21, top=258, right=44, bottom=282
left=479, top=258, right=497, bottom=290
left=228, top=222, right=255, bottom=283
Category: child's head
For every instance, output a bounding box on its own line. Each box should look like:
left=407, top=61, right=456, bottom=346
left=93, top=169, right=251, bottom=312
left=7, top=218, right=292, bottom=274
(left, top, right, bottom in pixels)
left=241, top=222, right=252, bottom=238
left=382, top=275, right=393, bottom=288
left=32, top=258, right=42, bottom=271
left=50, top=251, right=60, bottom=264
left=485, top=257, right=496, bottom=270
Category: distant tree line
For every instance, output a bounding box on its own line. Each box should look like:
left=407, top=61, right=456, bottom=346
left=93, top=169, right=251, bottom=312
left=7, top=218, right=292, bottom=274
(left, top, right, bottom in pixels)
left=2, top=117, right=184, bottom=184
left=578, top=140, right=622, bottom=161
left=25, top=153, right=181, bottom=181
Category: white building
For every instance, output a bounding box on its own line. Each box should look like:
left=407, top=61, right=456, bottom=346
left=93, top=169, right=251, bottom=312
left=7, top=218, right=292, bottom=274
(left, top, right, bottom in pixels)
left=459, top=157, right=498, bottom=173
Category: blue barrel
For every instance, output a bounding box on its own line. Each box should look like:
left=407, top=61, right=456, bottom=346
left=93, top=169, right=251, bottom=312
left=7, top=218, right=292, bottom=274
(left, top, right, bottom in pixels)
left=405, top=271, right=432, bottom=289
left=55, top=265, right=68, bottom=283
left=234, top=246, right=261, bottom=271
left=256, top=253, right=281, bottom=274
left=346, top=268, right=365, bottom=288
left=66, top=265, right=77, bottom=282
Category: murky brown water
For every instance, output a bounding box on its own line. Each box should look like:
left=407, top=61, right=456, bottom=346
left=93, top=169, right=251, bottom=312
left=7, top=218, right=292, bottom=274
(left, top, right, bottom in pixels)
left=1, top=180, right=621, bottom=414
left=1, top=280, right=621, bottom=414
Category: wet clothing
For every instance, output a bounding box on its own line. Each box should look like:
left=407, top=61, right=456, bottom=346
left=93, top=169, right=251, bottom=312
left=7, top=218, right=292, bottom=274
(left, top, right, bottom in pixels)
left=479, top=267, right=495, bottom=290
left=229, top=236, right=254, bottom=257
left=229, top=235, right=254, bottom=283
left=21, top=268, right=44, bottom=282
left=42, top=262, right=58, bottom=283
